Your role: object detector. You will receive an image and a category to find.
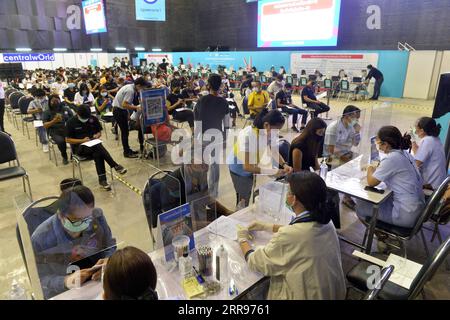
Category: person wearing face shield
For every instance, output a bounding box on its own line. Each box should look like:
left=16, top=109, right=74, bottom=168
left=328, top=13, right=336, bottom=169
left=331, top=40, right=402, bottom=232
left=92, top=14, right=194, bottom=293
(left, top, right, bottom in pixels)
left=42, top=95, right=74, bottom=165
left=237, top=172, right=346, bottom=300
left=323, top=105, right=362, bottom=210
left=28, top=89, right=50, bottom=152
left=31, top=186, right=116, bottom=299
left=65, top=105, right=127, bottom=190
left=112, top=77, right=149, bottom=158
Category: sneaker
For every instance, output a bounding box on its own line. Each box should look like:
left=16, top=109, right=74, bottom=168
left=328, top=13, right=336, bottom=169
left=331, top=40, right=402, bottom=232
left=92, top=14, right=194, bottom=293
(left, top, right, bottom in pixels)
left=124, top=152, right=138, bottom=159
left=62, top=158, right=69, bottom=165
left=114, top=165, right=127, bottom=175
left=42, top=144, right=49, bottom=153
left=99, top=180, right=112, bottom=191
left=291, top=126, right=300, bottom=133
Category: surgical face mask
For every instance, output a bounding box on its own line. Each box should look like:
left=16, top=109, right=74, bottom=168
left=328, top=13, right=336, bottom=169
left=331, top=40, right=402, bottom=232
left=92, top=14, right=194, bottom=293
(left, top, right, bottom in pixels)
left=82, top=91, right=87, bottom=96
left=68, top=83, right=75, bottom=89
left=350, top=118, right=359, bottom=127
left=78, top=116, right=89, bottom=123
left=101, top=92, right=108, bottom=97
left=62, top=216, right=92, bottom=233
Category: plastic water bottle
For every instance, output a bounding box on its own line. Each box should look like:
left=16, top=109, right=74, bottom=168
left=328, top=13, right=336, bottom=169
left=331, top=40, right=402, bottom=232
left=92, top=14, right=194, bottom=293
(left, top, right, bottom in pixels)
left=178, top=253, right=193, bottom=279
left=9, top=280, right=27, bottom=300
left=320, top=159, right=328, bottom=181
left=215, top=245, right=229, bottom=285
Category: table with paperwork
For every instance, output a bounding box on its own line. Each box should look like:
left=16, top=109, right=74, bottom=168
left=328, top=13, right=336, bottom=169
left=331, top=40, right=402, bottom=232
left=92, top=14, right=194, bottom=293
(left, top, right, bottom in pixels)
left=325, top=155, right=392, bottom=253
left=52, top=204, right=287, bottom=300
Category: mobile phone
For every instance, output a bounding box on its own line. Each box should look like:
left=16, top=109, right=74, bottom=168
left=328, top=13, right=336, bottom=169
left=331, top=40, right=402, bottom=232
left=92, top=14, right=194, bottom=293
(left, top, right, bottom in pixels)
left=364, top=186, right=385, bottom=194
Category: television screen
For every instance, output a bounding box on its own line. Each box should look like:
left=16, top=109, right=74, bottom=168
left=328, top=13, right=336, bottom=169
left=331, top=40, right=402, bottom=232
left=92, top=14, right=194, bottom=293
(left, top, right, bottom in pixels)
left=257, top=0, right=342, bottom=48
left=82, top=0, right=108, bottom=35
left=136, top=0, right=166, bottom=21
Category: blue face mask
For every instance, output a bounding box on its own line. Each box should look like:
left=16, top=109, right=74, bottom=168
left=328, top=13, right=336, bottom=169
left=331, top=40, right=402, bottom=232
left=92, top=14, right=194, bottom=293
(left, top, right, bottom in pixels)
left=68, top=83, right=76, bottom=89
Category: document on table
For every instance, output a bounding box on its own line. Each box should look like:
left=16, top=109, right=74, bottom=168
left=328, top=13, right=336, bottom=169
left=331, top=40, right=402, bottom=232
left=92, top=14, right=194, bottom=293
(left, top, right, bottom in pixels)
left=104, top=112, right=113, bottom=117
left=207, top=215, right=248, bottom=241
left=33, top=120, right=43, bottom=128
left=81, top=139, right=102, bottom=148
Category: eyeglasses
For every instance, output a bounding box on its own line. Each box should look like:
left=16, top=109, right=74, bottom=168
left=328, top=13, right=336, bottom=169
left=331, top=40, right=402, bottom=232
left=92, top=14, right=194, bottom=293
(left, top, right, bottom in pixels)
left=65, top=215, right=93, bottom=227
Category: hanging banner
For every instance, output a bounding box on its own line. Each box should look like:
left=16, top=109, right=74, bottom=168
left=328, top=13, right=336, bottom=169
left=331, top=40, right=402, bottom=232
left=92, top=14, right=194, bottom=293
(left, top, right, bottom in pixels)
left=136, top=0, right=166, bottom=21
left=140, top=88, right=167, bottom=126
left=2, top=53, right=55, bottom=63
left=146, top=53, right=172, bottom=65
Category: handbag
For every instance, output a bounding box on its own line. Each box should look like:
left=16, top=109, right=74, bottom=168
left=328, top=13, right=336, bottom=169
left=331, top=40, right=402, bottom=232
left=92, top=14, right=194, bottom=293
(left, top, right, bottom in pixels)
left=151, top=123, right=172, bottom=142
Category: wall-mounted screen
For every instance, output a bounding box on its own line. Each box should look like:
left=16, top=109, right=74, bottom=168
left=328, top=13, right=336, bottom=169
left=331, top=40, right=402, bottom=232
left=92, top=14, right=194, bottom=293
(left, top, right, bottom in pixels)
left=82, top=0, right=108, bottom=35
left=136, top=0, right=166, bottom=21
left=257, top=0, right=342, bottom=48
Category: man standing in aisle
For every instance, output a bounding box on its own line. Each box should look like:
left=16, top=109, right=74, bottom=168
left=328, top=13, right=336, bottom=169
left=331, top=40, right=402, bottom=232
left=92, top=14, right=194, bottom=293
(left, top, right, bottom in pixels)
left=112, top=77, right=150, bottom=158
left=366, top=65, right=384, bottom=100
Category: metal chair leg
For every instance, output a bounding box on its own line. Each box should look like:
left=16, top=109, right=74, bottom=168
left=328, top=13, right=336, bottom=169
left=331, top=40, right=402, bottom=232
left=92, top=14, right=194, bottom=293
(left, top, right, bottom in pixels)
left=78, top=162, right=83, bottom=183
left=23, top=175, right=33, bottom=201
left=420, top=229, right=430, bottom=257
left=72, top=160, right=76, bottom=179
left=25, top=123, right=30, bottom=140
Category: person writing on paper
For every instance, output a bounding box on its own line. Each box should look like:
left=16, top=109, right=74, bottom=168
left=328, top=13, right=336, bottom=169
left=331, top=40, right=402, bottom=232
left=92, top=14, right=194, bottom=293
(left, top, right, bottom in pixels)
left=356, top=126, right=425, bottom=230
left=167, top=86, right=195, bottom=130
left=228, top=109, right=292, bottom=208
left=103, top=246, right=158, bottom=300
left=237, top=172, right=346, bottom=300
left=42, top=95, right=74, bottom=165
left=112, top=77, right=149, bottom=158
left=324, top=105, right=362, bottom=209
left=95, top=87, right=115, bottom=123
left=267, top=74, right=284, bottom=100
left=31, top=186, right=116, bottom=299
left=74, top=83, right=94, bottom=107
left=275, top=83, right=308, bottom=132
left=411, top=117, right=447, bottom=191
left=65, top=105, right=127, bottom=191
left=301, top=80, right=330, bottom=118
left=247, top=81, right=270, bottom=118
left=63, top=78, right=78, bottom=110
left=28, top=88, right=49, bottom=153
left=289, top=118, right=327, bottom=172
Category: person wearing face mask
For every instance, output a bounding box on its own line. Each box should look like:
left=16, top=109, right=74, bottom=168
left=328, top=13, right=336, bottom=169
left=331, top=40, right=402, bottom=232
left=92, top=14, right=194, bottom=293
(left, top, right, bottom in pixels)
left=31, top=186, right=116, bottom=299
left=65, top=105, right=127, bottom=190
left=167, top=86, right=195, bottom=130
left=228, top=109, right=292, bottom=208
left=95, top=87, right=114, bottom=123
left=28, top=89, right=49, bottom=152
left=301, top=80, right=331, bottom=118
left=42, top=95, right=74, bottom=165
left=323, top=105, right=362, bottom=209
left=356, top=126, right=425, bottom=232
left=63, top=79, right=78, bottom=110
left=237, top=172, right=346, bottom=300
left=267, top=74, right=284, bottom=100
left=289, top=118, right=327, bottom=172
left=411, top=117, right=447, bottom=191
left=276, top=83, right=308, bottom=132
left=248, top=81, right=270, bottom=118
left=112, top=77, right=149, bottom=158
left=74, top=83, right=94, bottom=107
left=50, top=77, right=67, bottom=96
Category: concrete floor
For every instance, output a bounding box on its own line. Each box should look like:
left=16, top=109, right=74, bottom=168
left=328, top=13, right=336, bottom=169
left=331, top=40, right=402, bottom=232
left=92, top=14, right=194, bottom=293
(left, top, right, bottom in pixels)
left=0, top=94, right=448, bottom=300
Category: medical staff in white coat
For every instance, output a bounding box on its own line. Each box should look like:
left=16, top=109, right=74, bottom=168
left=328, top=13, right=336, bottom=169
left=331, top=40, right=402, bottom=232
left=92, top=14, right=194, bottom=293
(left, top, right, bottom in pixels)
left=356, top=126, right=425, bottom=229
left=237, top=172, right=346, bottom=300
left=411, top=117, right=447, bottom=191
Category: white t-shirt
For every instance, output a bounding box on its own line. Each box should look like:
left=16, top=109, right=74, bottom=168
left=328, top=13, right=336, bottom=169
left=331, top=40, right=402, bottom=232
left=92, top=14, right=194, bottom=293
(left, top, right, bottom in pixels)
left=74, top=92, right=94, bottom=105
left=0, top=84, right=4, bottom=99
left=414, top=136, right=447, bottom=189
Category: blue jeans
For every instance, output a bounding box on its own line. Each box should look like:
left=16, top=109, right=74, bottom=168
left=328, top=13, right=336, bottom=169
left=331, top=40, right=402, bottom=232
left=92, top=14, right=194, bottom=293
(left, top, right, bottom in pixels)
left=37, top=127, right=48, bottom=145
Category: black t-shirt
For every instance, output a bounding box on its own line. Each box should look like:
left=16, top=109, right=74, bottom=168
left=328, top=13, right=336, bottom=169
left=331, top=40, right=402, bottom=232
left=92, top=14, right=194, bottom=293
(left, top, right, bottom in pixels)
left=42, top=106, right=73, bottom=137
left=275, top=91, right=292, bottom=106
left=65, top=116, right=102, bottom=151
left=103, top=81, right=118, bottom=92
left=63, top=88, right=77, bottom=102
left=367, top=67, right=384, bottom=81
left=159, top=63, right=168, bottom=72
left=194, top=94, right=229, bottom=133
left=167, top=93, right=183, bottom=115
left=288, top=138, right=319, bottom=171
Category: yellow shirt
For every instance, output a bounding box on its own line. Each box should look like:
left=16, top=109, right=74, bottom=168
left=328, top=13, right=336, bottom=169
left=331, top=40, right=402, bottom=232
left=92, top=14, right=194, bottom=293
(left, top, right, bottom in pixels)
left=100, top=77, right=107, bottom=85
left=248, top=90, right=270, bottom=116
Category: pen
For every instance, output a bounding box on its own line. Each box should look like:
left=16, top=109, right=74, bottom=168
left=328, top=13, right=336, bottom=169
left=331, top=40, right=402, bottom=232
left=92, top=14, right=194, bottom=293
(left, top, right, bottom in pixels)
left=192, top=266, right=205, bottom=284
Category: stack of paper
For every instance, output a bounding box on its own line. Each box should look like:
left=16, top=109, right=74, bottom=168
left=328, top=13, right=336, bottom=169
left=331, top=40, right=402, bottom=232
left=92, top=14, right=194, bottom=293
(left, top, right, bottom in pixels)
left=33, top=120, right=43, bottom=128
left=182, top=277, right=205, bottom=299
left=207, top=215, right=248, bottom=241
left=81, top=139, right=102, bottom=148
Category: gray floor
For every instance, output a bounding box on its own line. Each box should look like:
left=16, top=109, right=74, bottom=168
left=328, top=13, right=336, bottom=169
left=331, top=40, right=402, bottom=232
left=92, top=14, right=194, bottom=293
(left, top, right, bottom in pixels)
left=0, top=95, right=449, bottom=299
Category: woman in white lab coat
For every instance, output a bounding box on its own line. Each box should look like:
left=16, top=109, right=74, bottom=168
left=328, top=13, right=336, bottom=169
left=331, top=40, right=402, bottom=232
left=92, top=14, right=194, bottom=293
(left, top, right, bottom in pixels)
left=237, top=172, right=346, bottom=300
left=411, top=117, right=447, bottom=191
left=356, top=126, right=425, bottom=228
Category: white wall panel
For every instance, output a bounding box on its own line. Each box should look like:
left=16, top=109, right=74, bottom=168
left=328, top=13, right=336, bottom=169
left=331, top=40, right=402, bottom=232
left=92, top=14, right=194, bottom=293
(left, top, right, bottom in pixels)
left=403, top=51, right=437, bottom=99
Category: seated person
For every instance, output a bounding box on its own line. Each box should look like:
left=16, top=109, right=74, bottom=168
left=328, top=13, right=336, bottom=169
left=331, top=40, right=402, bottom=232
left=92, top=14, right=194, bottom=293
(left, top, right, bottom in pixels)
left=356, top=126, right=425, bottom=230
left=323, top=105, right=362, bottom=209
left=180, top=81, right=199, bottom=108
left=228, top=109, right=292, bottom=208
left=289, top=118, right=327, bottom=172
left=247, top=81, right=270, bottom=118
left=94, top=87, right=115, bottom=123
left=103, top=246, right=158, bottom=300
left=74, top=83, right=94, bottom=107
left=43, top=95, right=74, bottom=165
left=28, top=88, right=49, bottom=152
left=31, top=186, right=116, bottom=299
left=301, top=80, right=330, bottom=117
left=276, top=84, right=308, bottom=132
left=237, top=172, right=346, bottom=300
left=411, top=117, right=447, bottom=190
left=167, top=86, right=195, bottom=130
left=267, top=74, right=284, bottom=100
left=63, top=78, right=78, bottom=109
left=65, top=105, right=127, bottom=191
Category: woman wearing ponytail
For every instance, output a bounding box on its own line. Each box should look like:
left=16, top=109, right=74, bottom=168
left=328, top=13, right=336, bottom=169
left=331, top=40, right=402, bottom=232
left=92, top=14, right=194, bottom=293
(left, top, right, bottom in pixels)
left=237, top=172, right=346, bottom=300
left=356, top=126, right=425, bottom=231
left=411, top=117, right=447, bottom=190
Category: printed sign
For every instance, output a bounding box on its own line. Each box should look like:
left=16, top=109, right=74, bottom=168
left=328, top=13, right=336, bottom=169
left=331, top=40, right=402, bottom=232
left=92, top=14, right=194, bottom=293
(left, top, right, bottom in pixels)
left=140, top=88, right=167, bottom=126
left=2, top=53, right=55, bottom=62
left=136, top=0, right=166, bottom=21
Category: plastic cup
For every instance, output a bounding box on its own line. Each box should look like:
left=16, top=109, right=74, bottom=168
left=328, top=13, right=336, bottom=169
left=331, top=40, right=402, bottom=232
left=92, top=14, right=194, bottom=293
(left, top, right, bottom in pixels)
left=172, top=235, right=190, bottom=262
